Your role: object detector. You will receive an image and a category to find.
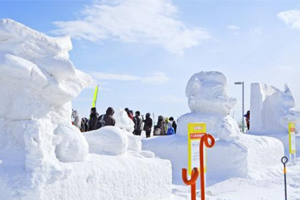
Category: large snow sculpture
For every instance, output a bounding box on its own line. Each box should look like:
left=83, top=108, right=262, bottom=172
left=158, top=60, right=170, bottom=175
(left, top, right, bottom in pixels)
left=0, top=18, right=90, bottom=167
left=0, top=19, right=172, bottom=200
left=250, top=83, right=300, bottom=133
left=143, top=71, right=284, bottom=185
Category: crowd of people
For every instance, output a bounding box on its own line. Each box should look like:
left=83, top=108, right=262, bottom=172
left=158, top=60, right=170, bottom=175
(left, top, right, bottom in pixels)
left=71, top=107, right=177, bottom=138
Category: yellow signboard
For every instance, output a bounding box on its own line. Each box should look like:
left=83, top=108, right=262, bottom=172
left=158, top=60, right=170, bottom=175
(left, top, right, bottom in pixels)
left=188, top=123, right=206, bottom=175
left=288, top=122, right=296, bottom=154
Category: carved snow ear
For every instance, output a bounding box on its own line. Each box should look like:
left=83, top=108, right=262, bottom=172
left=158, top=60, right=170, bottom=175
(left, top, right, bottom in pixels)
left=284, top=84, right=293, bottom=96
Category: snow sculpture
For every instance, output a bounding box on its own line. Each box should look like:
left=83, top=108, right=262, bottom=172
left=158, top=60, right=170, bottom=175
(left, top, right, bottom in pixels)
left=250, top=83, right=300, bottom=133
left=178, top=71, right=240, bottom=142
left=0, top=18, right=90, bottom=168
left=143, top=71, right=284, bottom=185
left=0, top=19, right=172, bottom=200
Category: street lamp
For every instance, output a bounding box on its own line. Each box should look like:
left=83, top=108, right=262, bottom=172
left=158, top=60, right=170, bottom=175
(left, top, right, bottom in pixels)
left=234, top=81, right=245, bottom=133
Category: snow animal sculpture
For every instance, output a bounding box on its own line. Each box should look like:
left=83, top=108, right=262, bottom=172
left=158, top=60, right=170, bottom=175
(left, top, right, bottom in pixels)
left=178, top=71, right=240, bottom=142
left=0, top=18, right=91, bottom=183
left=250, top=83, right=300, bottom=133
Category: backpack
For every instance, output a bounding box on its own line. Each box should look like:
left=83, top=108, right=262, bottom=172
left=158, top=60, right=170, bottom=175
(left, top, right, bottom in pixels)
left=167, top=127, right=175, bottom=135
left=96, top=114, right=106, bottom=129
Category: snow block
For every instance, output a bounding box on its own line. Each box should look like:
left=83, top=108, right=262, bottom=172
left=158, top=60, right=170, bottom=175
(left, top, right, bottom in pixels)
left=0, top=154, right=172, bottom=200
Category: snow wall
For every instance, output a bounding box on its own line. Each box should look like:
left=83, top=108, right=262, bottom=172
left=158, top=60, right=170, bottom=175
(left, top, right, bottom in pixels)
left=250, top=83, right=300, bottom=155
left=0, top=19, right=171, bottom=200
left=143, top=71, right=284, bottom=185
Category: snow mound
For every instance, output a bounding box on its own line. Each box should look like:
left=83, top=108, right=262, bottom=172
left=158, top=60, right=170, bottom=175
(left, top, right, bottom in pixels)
left=54, top=125, right=89, bottom=162
left=84, top=126, right=129, bottom=155
left=115, top=109, right=135, bottom=133
left=143, top=134, right=284, bottom=185
left=114, top=109, right=142, bottom=152
left=250, top=83, right=300, bottom=133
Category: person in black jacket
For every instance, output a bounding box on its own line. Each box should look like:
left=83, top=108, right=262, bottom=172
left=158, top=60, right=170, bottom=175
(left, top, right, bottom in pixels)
left=97, top=107, right=116, bottom=129
left=169, top=117, right=177, bottom=134
left=88, top=107, right=99, bottom=131
left=143, top=113, right=153, bottom=138
left=104, top=107, right=116, bottom=126
left=133, top=111, right=143, bottom=136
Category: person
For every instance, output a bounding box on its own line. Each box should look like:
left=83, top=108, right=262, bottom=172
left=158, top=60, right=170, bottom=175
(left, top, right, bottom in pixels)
left=164, top=117, right=169, bottom=134
left=133, top=111, right=143, bottom=136
left=125, top=108, right=134, bottom=120
left=154, top=116, right=165, bottom=136
left=80, top=117, right=89, bottom=132
left=71, top=110, right=81, bottom=130
left=97, top=107, right=116, bottom=128
left=244, top=110, right=250, bottom=130
left=88, top=107, right=99, bottom=131
left=143, top=113, right=153, bottom=138
left=169, top=117, right=177, bottom=134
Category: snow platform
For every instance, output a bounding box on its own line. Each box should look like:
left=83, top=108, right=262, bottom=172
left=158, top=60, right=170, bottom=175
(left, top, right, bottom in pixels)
left=0, top=153, right=172, bottom=200
left=142, top=134, right=284, bottom=186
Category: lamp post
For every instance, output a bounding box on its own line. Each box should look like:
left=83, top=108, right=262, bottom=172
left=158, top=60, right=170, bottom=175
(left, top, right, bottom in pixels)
left=234, top=81, right=245, bottom=133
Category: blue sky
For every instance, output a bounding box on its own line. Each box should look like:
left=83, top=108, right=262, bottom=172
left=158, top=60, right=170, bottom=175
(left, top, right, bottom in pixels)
left=1, top=0, right=300, bottom=123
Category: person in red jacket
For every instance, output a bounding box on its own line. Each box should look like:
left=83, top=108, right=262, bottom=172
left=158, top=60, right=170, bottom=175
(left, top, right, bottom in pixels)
left=125, top=108, right=134, bottom=120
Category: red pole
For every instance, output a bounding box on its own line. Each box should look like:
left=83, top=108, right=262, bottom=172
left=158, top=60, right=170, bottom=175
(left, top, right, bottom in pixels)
left=199, top=134, right=215, bottom=200
left=182, top=168, right=199, bottom=200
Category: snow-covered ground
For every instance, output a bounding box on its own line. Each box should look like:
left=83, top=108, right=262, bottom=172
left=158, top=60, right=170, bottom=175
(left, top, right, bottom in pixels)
left=169, top=157, right=300, bottom=200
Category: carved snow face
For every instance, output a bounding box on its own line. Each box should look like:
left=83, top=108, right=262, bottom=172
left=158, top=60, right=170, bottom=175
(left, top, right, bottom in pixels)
left=186, top=71, right=237, bottom=116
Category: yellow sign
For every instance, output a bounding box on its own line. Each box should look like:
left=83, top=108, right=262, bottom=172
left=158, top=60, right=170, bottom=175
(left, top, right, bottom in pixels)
left=188, top=123, right=206, bottom=175
left=288, top=122, right=296, bottom=154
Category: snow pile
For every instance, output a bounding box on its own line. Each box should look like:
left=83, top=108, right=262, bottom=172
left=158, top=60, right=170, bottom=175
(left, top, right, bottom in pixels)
left=114, top=109, right=142, bottom=152
left=250, top=83, right=300, bottom=133
left=0, top=19, right=172, bottom=200
left=143, top=71, right=284, bottom=185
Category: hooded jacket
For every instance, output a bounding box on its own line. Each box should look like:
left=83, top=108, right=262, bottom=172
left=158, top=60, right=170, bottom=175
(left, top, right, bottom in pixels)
left=102, top=107, right=116, bottom=126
